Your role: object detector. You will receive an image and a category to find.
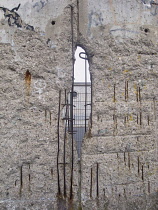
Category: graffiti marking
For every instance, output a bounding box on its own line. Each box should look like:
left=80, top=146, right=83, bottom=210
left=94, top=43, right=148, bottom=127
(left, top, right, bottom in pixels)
left=141, top=0, right=158, bottom=16
left=0, top=4, right=34, bottom=30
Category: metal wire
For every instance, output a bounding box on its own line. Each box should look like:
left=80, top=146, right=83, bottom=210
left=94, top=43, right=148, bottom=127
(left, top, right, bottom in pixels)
left=73, top=83, right=91, bottom=157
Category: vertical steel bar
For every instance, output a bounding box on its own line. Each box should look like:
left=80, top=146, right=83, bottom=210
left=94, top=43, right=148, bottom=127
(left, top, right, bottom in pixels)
left=148, top=181, right=150, bottom=193
left=96, top=163, right=99, bottom=197
left=142, top=165, right=144, bottom=181
left=139, top=87, right=141, bottom=102
left=63, top=99, right=68, bottom=197
left=77, top=0, right=80, bottom=39
left=57, top=90, right=61, bottom=195
left=28, top=164, right=31, bottom=192
left=85, top=53, right=87, bottom=132
left=70, top=91, right=73, bottom=133
left=125, top=81, right=126, bottom=101
left=70, top=5, right=74, bottom=200
left=128, top=152, right=130, bottom=169
left=127, top=81, right=128, bottom=100
left=114, top=84, right=116, bottom=102
left=20, top=165, right=23, bottom=196
left=90, top=73, right=92, bottom=128
left=90, top=167, right=93, bottom=197
left=138, top=156, right=140, bottom=174
left=136, top=86, right=139, bottom=102
left=65, top=89, right=67, bottom=105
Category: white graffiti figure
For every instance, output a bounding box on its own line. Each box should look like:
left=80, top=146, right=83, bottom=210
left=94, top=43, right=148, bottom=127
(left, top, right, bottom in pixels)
left=34, top=79, right=46, bottom=101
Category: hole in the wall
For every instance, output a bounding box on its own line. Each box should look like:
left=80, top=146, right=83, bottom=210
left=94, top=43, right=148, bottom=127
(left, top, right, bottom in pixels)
left=144, top=28, right=150, bottom=33
left=74, top=46, right=90, bottom=82
left=70, top=46, right=92, bottom=158
left=51, top=21, right=56, bottom=25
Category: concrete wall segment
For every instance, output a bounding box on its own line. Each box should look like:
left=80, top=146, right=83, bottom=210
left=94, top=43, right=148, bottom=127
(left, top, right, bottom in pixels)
left=0, top=0, right=158, bottom=209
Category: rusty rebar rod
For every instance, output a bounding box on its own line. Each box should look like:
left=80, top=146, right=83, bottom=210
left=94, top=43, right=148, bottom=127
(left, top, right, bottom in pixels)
left=96, top=163, right=99, bottom=197
left=57, top=90, right=61, bottom=195
left=63, top=99, right=68, bottom=197
left=138, top=156, right=140, bottom=174
left=142, top=164, right=144, bottom=181
left=125, top=81, right=128, bottom=101
left=90, top=168, right=93, bottom=197
left=19, top=165, right=23, bottom=196
left=77, top=0, right=80, bottom=39
left=85, top=53, right=87, bottom=132
left=114, top=83, right=116, bottom=102
left=70, top=5, right=74, bottom=200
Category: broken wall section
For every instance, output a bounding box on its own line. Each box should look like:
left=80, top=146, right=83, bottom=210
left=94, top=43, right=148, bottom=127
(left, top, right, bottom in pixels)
left=79, top=0, right=158, bottom=209
left=0, top=1, right=80, bottom=209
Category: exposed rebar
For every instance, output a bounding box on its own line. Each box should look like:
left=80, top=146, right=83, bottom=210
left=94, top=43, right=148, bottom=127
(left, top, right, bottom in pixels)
left=70, top=5, right=74, bottom=200
left=57, top=90, right=61, bottom=195
left=63, top=99, right=69, bottom=197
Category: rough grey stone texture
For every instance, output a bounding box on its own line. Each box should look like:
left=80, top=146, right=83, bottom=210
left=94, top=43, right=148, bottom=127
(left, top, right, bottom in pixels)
left=0, top=0, right=158, bottom=209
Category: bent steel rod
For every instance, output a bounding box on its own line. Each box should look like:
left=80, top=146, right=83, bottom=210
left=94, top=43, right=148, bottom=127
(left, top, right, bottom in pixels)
left=79, top=51, right=88, bottom=132
left=85, top=54, right=87, bottom=132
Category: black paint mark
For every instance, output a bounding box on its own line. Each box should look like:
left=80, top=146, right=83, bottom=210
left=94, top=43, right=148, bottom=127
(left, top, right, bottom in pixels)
left=11, top=4, right=21, bottom=12
left=25, top=24, right=34, bottom=31
left=0, top=4, right=34, bottom=31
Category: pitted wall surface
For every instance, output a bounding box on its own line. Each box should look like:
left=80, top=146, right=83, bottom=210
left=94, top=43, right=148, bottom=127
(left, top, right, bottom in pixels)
left=0, top=0, right=157, bottom=209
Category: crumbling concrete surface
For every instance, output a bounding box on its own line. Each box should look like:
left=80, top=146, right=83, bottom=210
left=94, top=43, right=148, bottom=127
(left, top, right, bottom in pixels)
left=0, top=0, right=158, bottom=209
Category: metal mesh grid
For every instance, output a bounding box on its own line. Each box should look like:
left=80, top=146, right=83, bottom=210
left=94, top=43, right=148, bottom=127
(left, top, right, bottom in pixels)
left=72, top=83, right=91, bottom=157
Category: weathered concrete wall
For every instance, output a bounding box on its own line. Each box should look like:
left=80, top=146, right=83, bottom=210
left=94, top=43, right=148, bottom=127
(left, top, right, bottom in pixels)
left=0, top=0, right=158, bottom=209
left=80, top=0, right=158, bottom=209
